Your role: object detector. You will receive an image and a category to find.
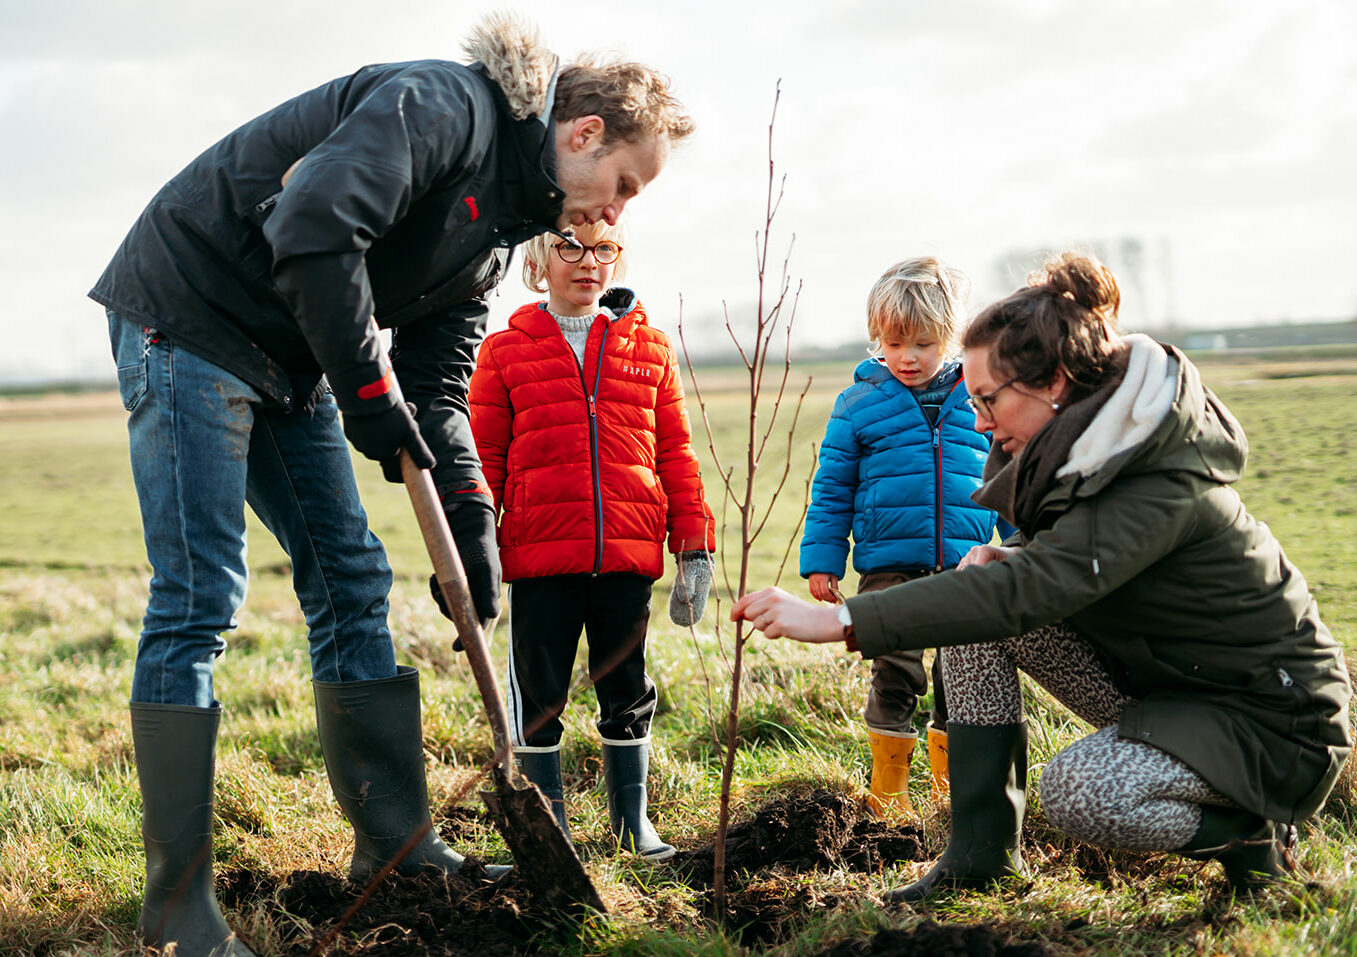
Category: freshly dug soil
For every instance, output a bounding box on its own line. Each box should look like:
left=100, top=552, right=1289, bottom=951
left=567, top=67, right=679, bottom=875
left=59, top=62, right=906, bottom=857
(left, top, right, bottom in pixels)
left=670, top=789, right=928, bottom=888
left=216, top=791, right=1047, bottom=956
left=669, top=790, right=931, bottom=946
left=219, top=865, right=551, bottom=957
left=812, top=920, right=1051, bottom=956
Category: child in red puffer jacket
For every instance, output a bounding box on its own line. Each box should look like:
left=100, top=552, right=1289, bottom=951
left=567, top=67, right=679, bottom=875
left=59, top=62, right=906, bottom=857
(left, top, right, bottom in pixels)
left=468, top=221, right=714, bottom=860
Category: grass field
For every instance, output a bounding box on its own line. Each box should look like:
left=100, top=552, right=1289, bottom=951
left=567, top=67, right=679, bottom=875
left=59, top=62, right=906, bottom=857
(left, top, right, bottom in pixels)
left=1, top=348, right=1355, bottom=955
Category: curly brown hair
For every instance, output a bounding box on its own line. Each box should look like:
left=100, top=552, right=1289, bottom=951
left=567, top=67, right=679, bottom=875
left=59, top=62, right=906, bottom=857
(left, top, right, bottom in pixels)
left=553, top=55, right=694, bottom=146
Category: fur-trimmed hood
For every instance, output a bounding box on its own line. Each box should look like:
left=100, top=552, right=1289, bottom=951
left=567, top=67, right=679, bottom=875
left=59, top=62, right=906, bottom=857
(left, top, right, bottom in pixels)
left=462, top=12, right=557, bottom=121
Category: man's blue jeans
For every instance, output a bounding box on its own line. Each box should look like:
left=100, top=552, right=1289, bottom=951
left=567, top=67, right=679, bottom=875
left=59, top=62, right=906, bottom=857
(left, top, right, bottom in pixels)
left=108, top=311, right=398, bottom=707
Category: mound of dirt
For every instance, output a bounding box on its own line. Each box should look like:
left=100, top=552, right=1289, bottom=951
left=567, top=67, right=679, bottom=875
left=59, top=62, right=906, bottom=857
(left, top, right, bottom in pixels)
left=670, top=789, right=927, bottom=888
left=812, top=920, right=1051, bottom=957
left=666, top=790, right=931, bottom=946
left=218, top=866, right=550, bottom=957
left=844, top=817, right=930, bottom=873
left=215, top=792, right=1039, bottom=956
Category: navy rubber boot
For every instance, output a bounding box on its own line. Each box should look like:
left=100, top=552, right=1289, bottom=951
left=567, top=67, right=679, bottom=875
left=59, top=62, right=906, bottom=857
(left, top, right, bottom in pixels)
left=602, top=740, right=675, bottom=861
left=515, top=747, right=572, bottom=843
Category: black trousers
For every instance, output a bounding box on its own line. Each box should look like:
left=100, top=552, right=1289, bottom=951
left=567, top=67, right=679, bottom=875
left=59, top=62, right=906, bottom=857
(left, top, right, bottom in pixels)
left=505, top=573, right=658, bottom=749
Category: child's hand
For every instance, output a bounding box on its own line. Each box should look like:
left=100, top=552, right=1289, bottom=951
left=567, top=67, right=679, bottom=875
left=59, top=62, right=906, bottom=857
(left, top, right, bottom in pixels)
left=808, top=573, right=842, bottom=604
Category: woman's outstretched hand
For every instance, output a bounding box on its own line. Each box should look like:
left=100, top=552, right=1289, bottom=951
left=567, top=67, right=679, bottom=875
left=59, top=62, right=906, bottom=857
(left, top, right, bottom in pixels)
left=730, top=587, right=844, bottom=643
left=958, top=544, right=1016, bottom=569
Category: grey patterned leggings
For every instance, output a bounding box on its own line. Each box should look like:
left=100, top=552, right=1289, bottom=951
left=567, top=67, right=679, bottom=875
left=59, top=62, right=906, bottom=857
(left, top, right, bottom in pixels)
left=942, top=623, right=1232, bottom=851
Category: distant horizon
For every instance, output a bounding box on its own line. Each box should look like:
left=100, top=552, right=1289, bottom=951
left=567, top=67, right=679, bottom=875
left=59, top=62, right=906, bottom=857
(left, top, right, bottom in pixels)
left=5, top=1, right=1354, bottom=383
left=7, top=313, right=1354, bottom=392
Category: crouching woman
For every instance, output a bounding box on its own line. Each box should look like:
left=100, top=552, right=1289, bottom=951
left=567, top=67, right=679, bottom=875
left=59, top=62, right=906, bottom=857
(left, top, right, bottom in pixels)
left=732, top=251, right=1350, bottom=902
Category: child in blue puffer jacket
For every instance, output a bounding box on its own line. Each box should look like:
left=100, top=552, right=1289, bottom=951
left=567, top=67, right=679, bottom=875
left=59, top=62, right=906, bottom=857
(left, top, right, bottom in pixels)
left=800, top=256, right=1008, bottom=817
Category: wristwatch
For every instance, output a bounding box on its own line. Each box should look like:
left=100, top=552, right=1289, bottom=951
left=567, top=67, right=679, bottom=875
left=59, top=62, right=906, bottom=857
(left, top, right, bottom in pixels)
left=837, top=603, right=858, bottom=652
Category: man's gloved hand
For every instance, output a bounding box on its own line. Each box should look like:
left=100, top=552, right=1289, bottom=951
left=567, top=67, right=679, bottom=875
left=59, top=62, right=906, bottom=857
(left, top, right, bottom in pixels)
left=669, top=550, right=713, bottom=626
left=342, top=400, right=435, bottom=483
left=429, top=499, right=502, bottom=648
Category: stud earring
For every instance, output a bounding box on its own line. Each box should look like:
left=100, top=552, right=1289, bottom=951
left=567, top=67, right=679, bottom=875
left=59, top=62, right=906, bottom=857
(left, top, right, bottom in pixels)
left=1050, top=400, right=1061, bottom=412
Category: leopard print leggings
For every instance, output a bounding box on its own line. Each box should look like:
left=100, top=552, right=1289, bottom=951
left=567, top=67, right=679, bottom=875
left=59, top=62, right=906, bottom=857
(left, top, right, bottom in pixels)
left=942, top=623, right=1232, bottom=851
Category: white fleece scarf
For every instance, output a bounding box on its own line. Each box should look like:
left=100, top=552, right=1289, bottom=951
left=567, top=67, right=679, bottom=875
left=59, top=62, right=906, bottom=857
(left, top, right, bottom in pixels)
left=1057, top=334, right=1179, bottom=479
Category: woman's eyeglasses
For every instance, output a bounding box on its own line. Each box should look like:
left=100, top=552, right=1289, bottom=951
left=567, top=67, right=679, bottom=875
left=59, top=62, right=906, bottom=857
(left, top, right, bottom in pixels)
left=553, top=240, right=622, bottom=265
left=965, top=377, right=1019, bottom=419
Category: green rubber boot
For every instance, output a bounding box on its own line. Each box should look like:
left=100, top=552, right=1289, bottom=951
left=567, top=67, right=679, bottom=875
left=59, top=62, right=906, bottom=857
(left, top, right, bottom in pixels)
left=130, top=702, right=257, bottom=957
left=314, top=666, right=510, bottom=882
left=885, top=722, right=1029, bottom=904
left=1178, top=805, right=1296, bottom=892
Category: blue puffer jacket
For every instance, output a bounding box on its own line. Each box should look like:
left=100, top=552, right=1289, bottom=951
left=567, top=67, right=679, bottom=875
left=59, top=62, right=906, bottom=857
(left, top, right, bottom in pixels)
left=800, top=358, right=1000, bottom=578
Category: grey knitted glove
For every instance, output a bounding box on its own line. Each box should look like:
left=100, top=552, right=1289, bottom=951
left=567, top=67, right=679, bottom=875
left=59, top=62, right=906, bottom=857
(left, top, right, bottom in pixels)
left=669, top=550, right=713, bottom=626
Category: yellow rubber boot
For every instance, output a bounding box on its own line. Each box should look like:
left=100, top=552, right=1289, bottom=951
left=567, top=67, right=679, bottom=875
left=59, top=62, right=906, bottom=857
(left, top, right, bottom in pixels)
left=928, top=725, right=950, bottom=802
left=866, top=729, right=916, bottom=818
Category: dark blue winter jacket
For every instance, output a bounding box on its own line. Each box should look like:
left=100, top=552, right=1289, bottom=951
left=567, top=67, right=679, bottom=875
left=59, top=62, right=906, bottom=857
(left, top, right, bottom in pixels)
left=800, top=357, right=1002, bottom=578
left=90, top=52, right=563, bottom=503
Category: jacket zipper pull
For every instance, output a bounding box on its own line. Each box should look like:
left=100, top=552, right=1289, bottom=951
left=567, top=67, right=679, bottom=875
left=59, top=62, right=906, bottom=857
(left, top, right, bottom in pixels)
left=588, top=394, right=596, bottom=418
left=933, top=425, right=942, bottom=569
left=255, top=193, right=279, bottom=215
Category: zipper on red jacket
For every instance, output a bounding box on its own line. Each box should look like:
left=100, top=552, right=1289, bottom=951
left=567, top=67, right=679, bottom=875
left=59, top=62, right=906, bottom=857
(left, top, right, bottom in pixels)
left=581, top=324, right=609, bottom=575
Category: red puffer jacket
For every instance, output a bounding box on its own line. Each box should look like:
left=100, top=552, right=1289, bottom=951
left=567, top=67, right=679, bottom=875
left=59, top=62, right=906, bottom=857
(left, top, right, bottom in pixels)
left=469, top=290, right=715, bottom=582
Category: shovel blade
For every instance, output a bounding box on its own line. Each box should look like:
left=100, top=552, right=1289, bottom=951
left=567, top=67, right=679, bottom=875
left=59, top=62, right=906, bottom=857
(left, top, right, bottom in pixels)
left=480, top=773, right=606, bottom=914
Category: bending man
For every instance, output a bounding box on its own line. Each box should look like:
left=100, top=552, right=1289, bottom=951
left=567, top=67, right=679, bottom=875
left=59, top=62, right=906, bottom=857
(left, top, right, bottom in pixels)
left=91, top=14, right=690, bottom=956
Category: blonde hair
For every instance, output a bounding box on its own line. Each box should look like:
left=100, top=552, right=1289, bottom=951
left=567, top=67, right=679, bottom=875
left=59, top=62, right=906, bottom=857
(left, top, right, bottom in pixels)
left=520, top=221, right=629, bottom=294
left=865, top=257, right=970, bottom=353
left=554, top=54, right=694, bottom=146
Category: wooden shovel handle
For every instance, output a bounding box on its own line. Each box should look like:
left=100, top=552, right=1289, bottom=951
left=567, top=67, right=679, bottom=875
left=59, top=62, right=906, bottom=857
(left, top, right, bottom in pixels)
left=399, top=450, right=514, bottom=773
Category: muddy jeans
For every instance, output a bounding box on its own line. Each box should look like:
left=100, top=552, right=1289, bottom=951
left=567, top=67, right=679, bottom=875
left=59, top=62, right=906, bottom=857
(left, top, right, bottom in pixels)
left=109, top=312, right=399, bottom=707
left=942, top=622, right=1234, bottom=851
left=859, top=570, right=946, bottom=736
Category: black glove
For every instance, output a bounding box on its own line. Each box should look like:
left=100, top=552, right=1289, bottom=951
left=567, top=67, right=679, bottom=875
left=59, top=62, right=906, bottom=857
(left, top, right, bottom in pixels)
left=341, top=400, right=435, bottom=483
left=430, top=499, right=502, bottom=647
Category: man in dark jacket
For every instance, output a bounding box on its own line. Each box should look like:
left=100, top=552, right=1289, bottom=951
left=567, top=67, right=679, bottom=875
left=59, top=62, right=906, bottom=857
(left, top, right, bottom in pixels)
left=91, top=13, right=691, bottom=957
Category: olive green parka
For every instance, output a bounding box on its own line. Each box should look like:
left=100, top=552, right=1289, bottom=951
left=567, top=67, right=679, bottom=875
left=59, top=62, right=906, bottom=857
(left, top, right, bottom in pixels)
left=848, top=337, right=1350, bottom=822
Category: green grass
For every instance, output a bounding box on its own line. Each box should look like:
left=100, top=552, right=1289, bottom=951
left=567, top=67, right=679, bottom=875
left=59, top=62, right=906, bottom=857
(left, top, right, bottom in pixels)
left=1, top=349, right=1355, bottom=955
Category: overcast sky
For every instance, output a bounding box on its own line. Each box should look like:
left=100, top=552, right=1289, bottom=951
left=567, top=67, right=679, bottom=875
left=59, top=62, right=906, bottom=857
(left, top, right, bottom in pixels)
left=3, top=0, right=1354, bottom=383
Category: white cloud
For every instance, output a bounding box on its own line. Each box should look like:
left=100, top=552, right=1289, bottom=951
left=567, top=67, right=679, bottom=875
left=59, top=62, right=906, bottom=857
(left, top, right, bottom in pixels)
left=2, top=0, right=1355, bottom=383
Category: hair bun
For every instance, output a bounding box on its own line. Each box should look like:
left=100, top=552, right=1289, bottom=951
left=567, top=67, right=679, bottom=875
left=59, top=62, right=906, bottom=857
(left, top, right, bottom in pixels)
left=1042, top=252, right=1120, bottom=320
